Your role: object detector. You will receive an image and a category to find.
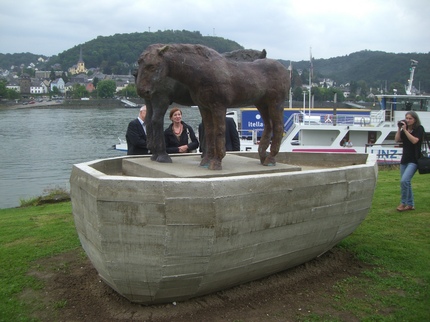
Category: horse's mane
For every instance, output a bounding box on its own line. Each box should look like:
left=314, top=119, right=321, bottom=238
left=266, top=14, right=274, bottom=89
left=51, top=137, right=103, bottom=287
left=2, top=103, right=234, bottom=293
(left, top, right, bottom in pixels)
left=140, top=44, right=266, bottom=63
left=140, top=43, right=221, bottom=61
left=167, top=43, right=221, bottom=60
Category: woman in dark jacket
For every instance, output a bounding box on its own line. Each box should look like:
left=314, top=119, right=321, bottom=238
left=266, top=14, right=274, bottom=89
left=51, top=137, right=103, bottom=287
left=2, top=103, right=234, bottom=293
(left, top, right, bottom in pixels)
left=394, top=110, right=424, bottom=211
left=164, top=107, right=199, bottom=154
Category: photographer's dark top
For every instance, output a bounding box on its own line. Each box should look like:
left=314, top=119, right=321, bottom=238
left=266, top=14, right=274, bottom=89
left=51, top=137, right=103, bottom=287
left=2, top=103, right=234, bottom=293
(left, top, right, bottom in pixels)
left=400, top=125, right=424, bottom=164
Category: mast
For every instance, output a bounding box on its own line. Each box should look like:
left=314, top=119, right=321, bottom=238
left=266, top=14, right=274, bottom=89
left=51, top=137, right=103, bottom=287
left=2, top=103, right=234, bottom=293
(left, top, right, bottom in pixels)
left=405, top=59, right=418, bottom=95
left=309, top=47, right=312, bottom=119
left=289, top=61, right=292, bottom=108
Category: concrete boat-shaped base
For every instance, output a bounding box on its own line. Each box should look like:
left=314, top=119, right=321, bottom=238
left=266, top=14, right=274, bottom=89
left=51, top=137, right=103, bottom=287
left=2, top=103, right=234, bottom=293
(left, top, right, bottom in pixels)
left=70, top=152, right=377, bottom=304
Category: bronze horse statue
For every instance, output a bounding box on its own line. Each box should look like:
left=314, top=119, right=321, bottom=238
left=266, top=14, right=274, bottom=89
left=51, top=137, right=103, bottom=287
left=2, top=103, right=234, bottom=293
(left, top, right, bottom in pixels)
left=135, top=43, right=290, bottom=170
left=133, top=47, right=267, bottom=164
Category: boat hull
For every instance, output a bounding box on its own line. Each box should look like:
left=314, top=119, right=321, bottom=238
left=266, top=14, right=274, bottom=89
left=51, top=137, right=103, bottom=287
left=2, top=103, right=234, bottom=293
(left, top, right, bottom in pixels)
left=70, top=152, right=377, bottom=304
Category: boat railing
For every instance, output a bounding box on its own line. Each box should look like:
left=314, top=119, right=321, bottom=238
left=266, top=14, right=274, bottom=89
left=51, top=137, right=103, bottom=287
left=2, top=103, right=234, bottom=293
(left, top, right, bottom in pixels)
left=370, top=110, right=386, bottom=126
left=238, top=129, right=261, bottom=143
left=283, top=114, right=297, bottom=136
left=287, top=111, right=393, bottom=128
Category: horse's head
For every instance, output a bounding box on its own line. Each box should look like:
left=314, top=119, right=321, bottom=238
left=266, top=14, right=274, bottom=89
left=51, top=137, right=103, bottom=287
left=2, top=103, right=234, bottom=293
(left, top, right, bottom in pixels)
left=135, top=44, right=170, bottom=99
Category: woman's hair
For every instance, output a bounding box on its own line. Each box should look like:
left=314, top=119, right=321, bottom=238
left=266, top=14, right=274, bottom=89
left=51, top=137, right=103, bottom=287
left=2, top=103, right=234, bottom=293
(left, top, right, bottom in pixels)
left=169, top=107, right=182, bottom=119
left=406, top=111, right=422, bottom=129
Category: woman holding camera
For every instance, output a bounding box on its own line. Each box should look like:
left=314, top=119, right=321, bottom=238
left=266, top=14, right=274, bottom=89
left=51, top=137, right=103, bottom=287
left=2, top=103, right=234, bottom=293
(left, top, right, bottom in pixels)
left=394, top=111, right=424, bottom=212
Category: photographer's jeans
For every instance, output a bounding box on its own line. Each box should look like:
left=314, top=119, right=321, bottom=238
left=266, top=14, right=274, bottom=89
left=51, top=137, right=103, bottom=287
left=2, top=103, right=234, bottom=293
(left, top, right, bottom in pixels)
left=400, top=163, right=418, bottom=206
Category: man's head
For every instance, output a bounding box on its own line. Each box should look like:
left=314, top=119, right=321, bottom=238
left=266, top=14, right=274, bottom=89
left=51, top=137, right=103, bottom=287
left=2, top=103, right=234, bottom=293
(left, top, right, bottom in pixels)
left=139, top=105, right=147, bottom=121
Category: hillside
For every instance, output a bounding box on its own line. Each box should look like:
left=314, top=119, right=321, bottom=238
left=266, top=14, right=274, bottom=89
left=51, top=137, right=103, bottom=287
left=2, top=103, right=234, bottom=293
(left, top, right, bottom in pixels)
left=287, top=50, right=430, bottom=92
left=0, top=30, right=429, bottom=92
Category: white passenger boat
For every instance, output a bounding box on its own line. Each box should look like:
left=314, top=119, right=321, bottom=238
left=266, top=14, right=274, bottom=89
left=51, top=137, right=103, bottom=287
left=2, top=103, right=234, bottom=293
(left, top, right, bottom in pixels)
left=239, top=59, right=429, bottom=164
left=114, top=95, right=430, bottom=164
left=239, top=94, right=430, bottom=164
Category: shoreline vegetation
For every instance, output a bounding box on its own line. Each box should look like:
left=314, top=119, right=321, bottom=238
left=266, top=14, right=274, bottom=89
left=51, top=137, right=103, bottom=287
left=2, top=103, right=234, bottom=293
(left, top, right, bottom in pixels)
left=0, top=167, right=429, bottom=320
left=0, top=97, right=145, bottom=110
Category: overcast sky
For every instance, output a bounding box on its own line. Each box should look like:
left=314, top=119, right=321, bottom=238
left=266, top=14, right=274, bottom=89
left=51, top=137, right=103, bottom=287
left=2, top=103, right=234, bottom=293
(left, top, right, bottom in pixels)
left=1, top=0, right=429, bottom=62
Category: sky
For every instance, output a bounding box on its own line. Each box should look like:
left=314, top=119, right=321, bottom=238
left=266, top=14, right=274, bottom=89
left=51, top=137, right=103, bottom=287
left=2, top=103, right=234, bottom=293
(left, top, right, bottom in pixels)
left=0, top=0, right=429, bottom=62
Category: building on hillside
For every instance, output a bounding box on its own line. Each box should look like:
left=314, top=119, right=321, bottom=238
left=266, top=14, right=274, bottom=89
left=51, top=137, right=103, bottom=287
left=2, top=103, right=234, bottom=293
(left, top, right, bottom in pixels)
left=6, top=81, right=20, bottom=93
left=30, top=80, right=49, bottom=94
left=19, top=73, right=31, bottom=94
left=86, top=83, right=95, bottom=93
left=70, top=74, right=88, bottom=84
left=64, top=82, right=74, bottom=97
left=50, top=78, right=65, bottom=93
left=68, top=47, right=88, bottom=75
left=319, top=78, right=335, bottom=88
left=35, top=70, right=63, bottom=79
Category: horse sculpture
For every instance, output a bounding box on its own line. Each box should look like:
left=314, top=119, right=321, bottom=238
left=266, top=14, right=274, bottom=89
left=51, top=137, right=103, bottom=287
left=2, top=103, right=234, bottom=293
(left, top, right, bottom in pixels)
left=133, top=47, right=266, bottom=164
left=135, top=43, right=290, bottom=170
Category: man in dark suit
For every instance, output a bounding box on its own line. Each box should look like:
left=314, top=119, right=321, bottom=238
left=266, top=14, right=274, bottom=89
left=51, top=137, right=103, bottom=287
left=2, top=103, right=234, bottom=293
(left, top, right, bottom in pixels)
left=199, top=116, right=241, bottom=153
left=126, top=105, right=150, bottom=155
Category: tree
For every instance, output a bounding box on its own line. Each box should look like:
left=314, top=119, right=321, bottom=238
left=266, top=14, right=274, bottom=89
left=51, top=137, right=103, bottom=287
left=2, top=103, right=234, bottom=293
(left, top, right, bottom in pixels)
left=389, top=82, right=406, bottom=95
left=97, top=80, right=116, bottom=98
left=61, top=71, right=69, bottom=84
left=0, top=80, right=7, bottom=99
left=117, top=84, right=138, bottom=98
left=92, top=77, right=99, bottom=88
left=7, top=88, right=20, bottom=100
left=51, top=86, right=60, bottom=97
left=71, top=84, right=89, bottom=99
left=292, top=87, right=303, bottom=101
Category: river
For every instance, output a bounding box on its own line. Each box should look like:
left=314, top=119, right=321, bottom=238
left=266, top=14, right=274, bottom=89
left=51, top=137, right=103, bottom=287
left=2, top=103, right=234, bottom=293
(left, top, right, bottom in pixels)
left=0, top=104, right=204, bottom=209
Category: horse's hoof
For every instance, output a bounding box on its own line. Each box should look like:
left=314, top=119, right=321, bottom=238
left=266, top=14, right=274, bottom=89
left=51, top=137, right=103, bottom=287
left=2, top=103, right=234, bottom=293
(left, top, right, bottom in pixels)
left=208, top=160, right=222, bottom=170
left=259, top=152, right=268, bottom=165
left=157, top=155, right=172, bottom=163
left=200, top=161, right=209, bottom=168
left=263, top=162, right=276, bottom=166
left=200, top=157, right=210, bottom=167
left=262, top=157, right=276, bottom=166
left=150, top=154, right=158, bottom=161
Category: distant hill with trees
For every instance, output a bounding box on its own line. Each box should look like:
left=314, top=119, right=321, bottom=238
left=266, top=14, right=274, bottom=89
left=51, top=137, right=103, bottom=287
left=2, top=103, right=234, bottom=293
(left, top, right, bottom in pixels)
left=1, top=30, right=429, bottom=93
left=287, top=50, right=430, bottom=94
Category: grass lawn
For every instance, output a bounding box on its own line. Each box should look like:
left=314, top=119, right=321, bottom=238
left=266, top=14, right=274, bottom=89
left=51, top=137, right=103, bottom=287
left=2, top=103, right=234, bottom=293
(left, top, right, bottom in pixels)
left=0, top=168, right=429, bottom=321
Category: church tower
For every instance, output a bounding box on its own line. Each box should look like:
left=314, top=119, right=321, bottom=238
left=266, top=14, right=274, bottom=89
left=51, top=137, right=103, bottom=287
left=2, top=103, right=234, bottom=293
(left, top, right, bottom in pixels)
left=69, top=46, right=88, bottom=75
left=76, top=47, right=86, bottom=74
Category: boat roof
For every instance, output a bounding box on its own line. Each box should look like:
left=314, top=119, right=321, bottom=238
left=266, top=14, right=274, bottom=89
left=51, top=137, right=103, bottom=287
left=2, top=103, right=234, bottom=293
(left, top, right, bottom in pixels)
left=375, top=94, right=430, bottom=100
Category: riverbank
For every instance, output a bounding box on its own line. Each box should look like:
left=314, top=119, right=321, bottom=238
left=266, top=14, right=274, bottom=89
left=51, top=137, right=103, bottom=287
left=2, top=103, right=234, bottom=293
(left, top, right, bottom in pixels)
left=0, top=98, right=146, bottom=110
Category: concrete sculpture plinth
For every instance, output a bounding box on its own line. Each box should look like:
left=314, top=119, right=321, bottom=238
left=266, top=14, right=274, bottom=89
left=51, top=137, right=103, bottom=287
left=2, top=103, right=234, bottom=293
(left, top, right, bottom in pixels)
left=70, top=152, right=377, bottom=304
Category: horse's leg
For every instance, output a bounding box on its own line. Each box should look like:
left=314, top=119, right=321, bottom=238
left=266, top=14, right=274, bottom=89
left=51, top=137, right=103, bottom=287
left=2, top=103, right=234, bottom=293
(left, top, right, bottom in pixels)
left=209, top=107, right=226, bottom=170
left=144, top=101, right=157, bottom=160
left=262, top=105, right=284, bottom=166
left=147, top=98, right=172, bottom=163
left=256, top=106, right=273, bottom=165
left=199, top=107, right=212, bottom=167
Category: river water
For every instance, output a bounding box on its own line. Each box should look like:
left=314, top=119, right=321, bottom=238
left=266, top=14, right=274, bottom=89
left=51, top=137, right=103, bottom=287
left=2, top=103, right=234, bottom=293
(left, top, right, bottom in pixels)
left=0, top=105, right=203, bottom=209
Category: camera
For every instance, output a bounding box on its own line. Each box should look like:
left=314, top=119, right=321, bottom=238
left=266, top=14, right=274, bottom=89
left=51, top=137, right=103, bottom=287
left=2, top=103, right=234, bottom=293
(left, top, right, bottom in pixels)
left=398, top=120, right=406, bottom=128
